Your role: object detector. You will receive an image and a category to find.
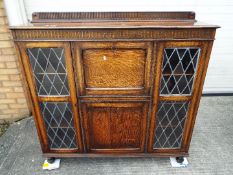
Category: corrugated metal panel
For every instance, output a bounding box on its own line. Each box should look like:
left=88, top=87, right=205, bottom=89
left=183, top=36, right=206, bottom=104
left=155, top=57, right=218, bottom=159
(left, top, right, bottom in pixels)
left=23, top=0, right=233, bottom=93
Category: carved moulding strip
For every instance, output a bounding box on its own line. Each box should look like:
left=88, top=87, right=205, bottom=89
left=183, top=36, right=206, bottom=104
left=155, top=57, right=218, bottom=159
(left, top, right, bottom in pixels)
left=12, top=28, right=216, bottom=41
left=32, top=12, right=196, bottom=22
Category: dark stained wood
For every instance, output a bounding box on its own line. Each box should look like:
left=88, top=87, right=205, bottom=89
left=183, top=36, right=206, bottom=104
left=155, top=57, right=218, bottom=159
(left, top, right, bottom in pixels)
left=147, top=42, right=164, bottom=153
left=63, top=42, right=84, bottom=152
left=81, top=102, right=148, bottom=153
left=11, top=12, right=218, bottom=158
left=12, top=12, right=220, bottom=29
left=32, top=12, right=196, bottom=23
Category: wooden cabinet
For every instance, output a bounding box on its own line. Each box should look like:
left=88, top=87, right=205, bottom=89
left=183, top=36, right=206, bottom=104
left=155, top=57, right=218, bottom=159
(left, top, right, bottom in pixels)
left=11, top=12, right=219, bottom=158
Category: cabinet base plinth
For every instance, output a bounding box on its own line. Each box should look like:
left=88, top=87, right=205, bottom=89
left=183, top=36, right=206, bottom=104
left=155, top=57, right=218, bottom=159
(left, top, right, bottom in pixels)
left=43, top=152, right=189, bottom=158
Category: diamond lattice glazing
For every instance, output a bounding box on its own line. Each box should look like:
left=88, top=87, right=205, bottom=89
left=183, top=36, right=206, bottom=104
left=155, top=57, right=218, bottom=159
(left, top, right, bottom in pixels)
left=27, top=48, right=69, bottom=96
left=153, top=101, right=189, bottom=149
left=160, top=48, right=201, bottom=95
left=40, top=102, right=77, bottom=149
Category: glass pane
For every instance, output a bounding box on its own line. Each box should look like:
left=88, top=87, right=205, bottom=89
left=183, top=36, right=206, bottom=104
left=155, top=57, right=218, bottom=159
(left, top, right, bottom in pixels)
left=160, top=48, right=201, bottom=95
left=153, top=101, right=189, bottom=149
left=40, top=102, right=77, bottom=149
left=27, top=48, right=69, bottom=96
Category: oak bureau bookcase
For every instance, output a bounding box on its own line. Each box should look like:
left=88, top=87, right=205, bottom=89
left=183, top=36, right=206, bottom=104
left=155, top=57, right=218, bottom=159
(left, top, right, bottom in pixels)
left=10, top=12, right=219, bottom=162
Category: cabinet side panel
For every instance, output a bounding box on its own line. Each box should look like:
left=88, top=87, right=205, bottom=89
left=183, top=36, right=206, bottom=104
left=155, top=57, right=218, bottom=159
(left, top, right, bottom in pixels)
left=182, top=41, right=214, bottom=151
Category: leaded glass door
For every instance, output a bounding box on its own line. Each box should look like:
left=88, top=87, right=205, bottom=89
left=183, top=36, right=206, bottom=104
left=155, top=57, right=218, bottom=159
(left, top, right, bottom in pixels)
left=19, top=42, right=83, bottom=153
left=148, top=41, right=208, bottom=153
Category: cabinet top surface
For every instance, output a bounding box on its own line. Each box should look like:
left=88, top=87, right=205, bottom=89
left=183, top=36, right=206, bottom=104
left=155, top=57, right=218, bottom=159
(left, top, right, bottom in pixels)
left=10, top=12, right=219, bottom=29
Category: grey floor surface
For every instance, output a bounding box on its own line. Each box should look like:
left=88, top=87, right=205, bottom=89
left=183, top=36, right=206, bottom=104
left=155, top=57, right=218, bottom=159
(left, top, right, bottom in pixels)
left=0, top=96, right=233, bottom=175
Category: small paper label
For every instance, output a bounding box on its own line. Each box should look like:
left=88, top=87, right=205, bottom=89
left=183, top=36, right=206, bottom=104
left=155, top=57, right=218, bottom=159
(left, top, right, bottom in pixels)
left=43, top=163, right=49, bottom=168
left=42, top=159, right=60, bottom=170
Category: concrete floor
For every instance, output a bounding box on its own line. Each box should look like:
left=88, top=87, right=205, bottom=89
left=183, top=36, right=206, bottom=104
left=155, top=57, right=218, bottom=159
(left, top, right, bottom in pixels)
left=0, top=96, right=233, bottom=175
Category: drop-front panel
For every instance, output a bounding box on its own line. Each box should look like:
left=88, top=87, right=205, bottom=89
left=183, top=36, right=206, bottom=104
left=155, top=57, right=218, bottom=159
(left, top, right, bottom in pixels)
left=11, top=12, right=218, bottom=158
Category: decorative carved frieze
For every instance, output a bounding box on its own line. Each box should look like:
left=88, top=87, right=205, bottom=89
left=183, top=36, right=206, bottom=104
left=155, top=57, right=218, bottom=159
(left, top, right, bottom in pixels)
left=12, top=28, right=215, bottom=41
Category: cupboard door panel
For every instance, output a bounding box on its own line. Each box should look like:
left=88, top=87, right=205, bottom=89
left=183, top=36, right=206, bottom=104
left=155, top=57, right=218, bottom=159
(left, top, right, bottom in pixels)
left=89, top=107, right=111, bottom=148
left=82, top=102, right=148, bottom=153
left=74, top=42, right=153, bottom=96
left=19, top=42, right=83, bottom=153
left=83, top=49, right=145, bottom=88
left=148, top=41, right=208, bottom=153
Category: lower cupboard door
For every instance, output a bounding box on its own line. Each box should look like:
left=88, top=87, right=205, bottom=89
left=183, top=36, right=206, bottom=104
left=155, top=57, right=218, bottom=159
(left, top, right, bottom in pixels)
left=81, top=102, right=148, bottom=153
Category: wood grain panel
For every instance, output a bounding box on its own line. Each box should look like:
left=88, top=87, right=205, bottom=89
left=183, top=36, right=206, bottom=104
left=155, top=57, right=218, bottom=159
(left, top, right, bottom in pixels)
left=81, top=102, right=148, bottom=153
left=90, top=107, right=111, bottom=148
left=83, top=49, right=145, bottom=88
left=110, top=107, right=141, bottom=148
left=74, top=42, right=153, bottom=96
